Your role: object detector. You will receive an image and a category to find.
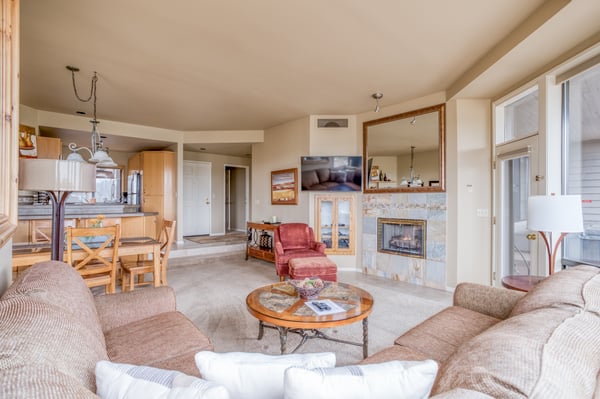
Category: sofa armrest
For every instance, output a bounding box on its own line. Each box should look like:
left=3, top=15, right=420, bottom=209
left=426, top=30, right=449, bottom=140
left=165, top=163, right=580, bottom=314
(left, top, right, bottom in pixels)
left=453, top=283, right=525, bottom=320
left=275, top=241, right=284, bottom=256
left=94, top=286, right=177, bottom=333
left=311, top=241, right=326, bottom=253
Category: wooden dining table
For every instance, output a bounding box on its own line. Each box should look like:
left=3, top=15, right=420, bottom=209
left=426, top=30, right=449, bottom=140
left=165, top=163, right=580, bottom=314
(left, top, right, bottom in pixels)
left=12, top=237, right=162, bottom=286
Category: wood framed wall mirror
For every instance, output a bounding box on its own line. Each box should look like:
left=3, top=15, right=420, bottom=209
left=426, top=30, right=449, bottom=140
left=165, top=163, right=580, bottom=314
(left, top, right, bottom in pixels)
left=363, top=104, right=445, bottom=193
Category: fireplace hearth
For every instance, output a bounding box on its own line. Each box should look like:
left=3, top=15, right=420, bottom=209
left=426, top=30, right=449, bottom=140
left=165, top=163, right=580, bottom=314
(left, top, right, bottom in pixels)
left=377, top=218, right=426, bottom=258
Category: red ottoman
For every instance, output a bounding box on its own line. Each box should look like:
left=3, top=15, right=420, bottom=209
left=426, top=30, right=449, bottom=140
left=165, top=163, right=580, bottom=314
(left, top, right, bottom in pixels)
left=289, top=257, right=338, bottom=282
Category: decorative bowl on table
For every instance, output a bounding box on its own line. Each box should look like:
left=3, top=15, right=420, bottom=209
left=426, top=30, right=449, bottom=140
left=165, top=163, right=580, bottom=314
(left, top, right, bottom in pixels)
left=290, top=277, right=326, bottom=300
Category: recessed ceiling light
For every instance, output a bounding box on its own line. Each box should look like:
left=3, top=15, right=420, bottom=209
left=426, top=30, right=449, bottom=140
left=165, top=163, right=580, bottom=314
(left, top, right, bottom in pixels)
left=76, top=111, right=86, bottom=115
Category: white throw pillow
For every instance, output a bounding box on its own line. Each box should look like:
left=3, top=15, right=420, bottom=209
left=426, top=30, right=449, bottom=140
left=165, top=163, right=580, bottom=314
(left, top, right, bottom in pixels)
left=194, top=351, right=336, bottom=399
left=283, top=360, right=438, bottom=399
left=95, top=360, right=230, bottom=399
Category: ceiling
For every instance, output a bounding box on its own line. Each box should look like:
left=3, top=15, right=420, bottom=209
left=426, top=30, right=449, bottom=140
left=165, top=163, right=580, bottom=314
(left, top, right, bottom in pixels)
left=19, top=1, right=600, bottom=155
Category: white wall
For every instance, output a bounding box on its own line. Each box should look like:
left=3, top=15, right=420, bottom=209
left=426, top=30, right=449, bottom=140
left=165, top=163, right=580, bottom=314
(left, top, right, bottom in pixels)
left=447, top=99, right=493, bottom=286
left=308, top=115, right=358, bottom=155
left=251, top=117, right=310, bottom=224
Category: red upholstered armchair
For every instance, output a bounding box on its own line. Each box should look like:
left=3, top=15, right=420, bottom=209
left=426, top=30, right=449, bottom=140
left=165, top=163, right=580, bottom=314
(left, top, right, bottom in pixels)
left=273, top=223, right=326, bottom=281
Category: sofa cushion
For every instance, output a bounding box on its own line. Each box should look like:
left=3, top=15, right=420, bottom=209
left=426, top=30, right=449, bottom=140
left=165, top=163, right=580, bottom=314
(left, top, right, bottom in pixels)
left=0, top=296, right=109, bottom=393
left=510, top=265, right=600, bottom=317
left=316, top=167, right=330, bottom=183
left=432, top=274, right=600, bottom=398
left=330, top=170, right=347, bottom=183
left=301, top=170, right=320, bottom=189
left=345, top=169, right=355, bottom=183
left=284, top=360, right=438, bottom=399
left=95, top=360, right=230, bottom=399
left=1, top=261, right=106, bottom=348
left=359, top=344, right=430, bottom=365
left=277, top=224, right=314, bottom=251
left=394, top=306, right=500, bottom=363
left=105, top=311, right=213, bottom=377
left=278, top=248, right=326, bottom=265
left=195, top=351, right=336, bottom=399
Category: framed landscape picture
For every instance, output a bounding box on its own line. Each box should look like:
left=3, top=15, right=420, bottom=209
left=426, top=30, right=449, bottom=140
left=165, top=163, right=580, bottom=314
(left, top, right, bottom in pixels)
left=271, top=168, right=298, bottom=205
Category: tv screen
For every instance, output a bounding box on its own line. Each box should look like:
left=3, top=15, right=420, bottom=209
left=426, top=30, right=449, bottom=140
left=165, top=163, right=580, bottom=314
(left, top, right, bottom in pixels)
left=300, top=156, right=363, bottom=192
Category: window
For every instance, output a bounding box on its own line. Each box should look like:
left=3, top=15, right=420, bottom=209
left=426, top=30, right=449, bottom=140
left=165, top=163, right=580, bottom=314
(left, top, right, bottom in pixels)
left=495, top=86, right=539, bottom=144
left=562, top=63, right=600, bottom=264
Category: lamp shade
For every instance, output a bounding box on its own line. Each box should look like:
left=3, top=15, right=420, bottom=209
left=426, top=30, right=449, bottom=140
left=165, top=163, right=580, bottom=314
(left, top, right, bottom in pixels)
left=527, top=195, right=584, bottom=233
left=90, top=149, right=117, bottom=167
left=66, top=151, right=86, bottom=163
left=19, top=159, right=96, bottom=192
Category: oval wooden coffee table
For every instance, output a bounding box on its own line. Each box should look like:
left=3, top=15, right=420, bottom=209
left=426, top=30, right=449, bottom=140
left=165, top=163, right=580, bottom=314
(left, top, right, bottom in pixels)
left=246, top=282, right=374, bottom=358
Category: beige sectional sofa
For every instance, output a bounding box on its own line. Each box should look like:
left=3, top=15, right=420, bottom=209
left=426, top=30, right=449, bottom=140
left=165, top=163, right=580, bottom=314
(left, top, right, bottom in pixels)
left=0, top=261, right=213, bottom=398
left=362, top=265, right=600, bottom=398
left=1, top=260, right=599, bottom=398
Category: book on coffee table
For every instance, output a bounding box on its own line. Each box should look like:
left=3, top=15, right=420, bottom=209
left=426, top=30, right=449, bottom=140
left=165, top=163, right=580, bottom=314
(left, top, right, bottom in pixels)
left=304, top=299, right=345, bottom=315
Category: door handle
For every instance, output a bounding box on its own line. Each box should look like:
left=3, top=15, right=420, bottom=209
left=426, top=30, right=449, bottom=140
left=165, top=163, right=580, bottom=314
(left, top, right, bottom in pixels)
left=526, top=233, right=537, bottom=240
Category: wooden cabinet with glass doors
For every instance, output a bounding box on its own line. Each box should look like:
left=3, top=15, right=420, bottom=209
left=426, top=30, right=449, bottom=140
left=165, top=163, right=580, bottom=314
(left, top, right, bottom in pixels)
left=315, top=195, right=355, bottom=255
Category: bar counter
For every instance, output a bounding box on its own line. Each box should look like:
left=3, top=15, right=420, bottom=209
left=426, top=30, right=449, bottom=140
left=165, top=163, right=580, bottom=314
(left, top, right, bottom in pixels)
left=15, top=204, right=159, bottom=247
left=18, top=203, right=154, bottom=219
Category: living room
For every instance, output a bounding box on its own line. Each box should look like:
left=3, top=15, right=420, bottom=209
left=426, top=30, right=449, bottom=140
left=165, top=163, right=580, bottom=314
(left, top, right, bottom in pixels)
left=1, top=1, right=600, bottom=398
left=4, top=1, right=598, bottom=291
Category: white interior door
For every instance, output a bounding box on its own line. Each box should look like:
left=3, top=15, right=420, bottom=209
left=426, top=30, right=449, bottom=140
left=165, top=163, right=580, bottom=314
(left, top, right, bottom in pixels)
left=183, top=161, right=211, bottom=236
left=494, top=136, right=541, bottom=285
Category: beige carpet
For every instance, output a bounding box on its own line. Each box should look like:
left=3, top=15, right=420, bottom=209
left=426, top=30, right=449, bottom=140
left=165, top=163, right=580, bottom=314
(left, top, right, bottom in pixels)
left=167, top=251, right=452, bottom=366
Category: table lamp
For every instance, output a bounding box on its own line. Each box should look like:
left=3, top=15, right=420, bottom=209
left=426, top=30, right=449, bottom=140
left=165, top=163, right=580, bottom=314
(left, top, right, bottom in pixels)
left=19, top=159, right=96, bottom=261
left=527, top=195, right=584, bottom=275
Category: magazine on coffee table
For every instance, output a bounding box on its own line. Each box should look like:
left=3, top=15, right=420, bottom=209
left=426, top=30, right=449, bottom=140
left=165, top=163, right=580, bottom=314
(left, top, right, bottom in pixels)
left=304, top=299, right=345, bottom=315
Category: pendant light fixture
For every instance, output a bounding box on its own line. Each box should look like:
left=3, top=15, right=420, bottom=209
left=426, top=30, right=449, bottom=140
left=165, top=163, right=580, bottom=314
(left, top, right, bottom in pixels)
left=372, top=92, right=383, bottom=112
left=65, top=66, right=117, bottom=167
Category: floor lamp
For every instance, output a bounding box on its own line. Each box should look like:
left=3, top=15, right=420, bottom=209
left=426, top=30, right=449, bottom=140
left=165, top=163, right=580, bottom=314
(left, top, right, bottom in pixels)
left=19, top=159, right=96, bottom=261
left=527, top=195, right=584, bottom=275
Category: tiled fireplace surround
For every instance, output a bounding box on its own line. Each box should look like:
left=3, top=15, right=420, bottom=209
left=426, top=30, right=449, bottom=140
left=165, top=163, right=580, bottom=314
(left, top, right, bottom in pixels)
left=362, top=193, right=447, bottom=289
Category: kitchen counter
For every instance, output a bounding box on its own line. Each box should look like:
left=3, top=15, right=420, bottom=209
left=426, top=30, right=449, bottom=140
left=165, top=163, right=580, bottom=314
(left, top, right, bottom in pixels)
left=14, top=205, right=160, bottom=245
left=18, top=204, right=157, bottom=220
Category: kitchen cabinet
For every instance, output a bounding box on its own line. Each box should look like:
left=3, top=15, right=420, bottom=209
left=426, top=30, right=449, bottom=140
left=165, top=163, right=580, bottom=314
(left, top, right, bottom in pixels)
left=128, top=151, right=175, bottom=237
left=13, top=215, right=157, bottom=244
left=36, top=136, right=61, bottom=159
left=121, top=214, right=157, bottom=239
left=315, top=194, right=355, bottom=255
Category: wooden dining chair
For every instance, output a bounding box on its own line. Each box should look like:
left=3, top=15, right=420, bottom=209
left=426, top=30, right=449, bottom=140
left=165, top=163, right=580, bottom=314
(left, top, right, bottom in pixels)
left=66, top=225, right=120, bottom=294
left=121, top=219, right=176, bottom=291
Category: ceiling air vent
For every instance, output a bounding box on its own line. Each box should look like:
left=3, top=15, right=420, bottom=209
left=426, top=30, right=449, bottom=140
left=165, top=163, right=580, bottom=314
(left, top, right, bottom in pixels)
left=317, top=118, right=349, bottom=128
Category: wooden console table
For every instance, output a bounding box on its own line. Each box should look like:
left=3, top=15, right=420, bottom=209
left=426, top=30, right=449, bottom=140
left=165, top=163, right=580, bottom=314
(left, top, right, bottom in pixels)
left=246, top=221, right=280, bottom=263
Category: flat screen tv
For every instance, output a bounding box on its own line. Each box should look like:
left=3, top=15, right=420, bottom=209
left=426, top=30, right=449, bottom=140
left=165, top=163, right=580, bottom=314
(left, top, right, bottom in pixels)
left=300, top=156, right=362, bottom=192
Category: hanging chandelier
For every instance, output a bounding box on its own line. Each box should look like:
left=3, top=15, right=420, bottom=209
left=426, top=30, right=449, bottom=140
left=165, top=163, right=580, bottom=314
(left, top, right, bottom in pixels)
left=65, top=65, right=117, bottom=167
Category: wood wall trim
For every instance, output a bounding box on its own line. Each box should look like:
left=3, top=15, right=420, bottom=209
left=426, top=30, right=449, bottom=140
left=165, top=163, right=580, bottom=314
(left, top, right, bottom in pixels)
left=0, top=0, right=20, bottom=246
left=0, top=214, right=16, bottom=247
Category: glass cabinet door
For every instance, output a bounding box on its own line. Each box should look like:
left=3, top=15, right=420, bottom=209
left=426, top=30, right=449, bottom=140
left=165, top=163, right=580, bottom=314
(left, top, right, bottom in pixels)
left=319, top=199, right=333, bottom=249
left=337, top=199, right=350, bottom=250
left=315, top=195, right=354, bottom=255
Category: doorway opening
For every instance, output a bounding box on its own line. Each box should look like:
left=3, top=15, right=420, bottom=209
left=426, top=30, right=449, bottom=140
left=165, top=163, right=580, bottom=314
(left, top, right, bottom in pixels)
left=225, top=165, right=249, bottom=234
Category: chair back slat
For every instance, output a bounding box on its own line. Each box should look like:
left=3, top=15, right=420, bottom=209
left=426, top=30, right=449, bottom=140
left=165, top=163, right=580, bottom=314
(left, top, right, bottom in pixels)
left=159, top=220, right=176, bottom=269
left=66, top=225, right=120, bottom=293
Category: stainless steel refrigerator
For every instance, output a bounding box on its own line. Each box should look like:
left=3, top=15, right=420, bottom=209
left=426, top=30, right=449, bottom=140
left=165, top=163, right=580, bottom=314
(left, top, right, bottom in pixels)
left=127, top=170, right=142, bottom=206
